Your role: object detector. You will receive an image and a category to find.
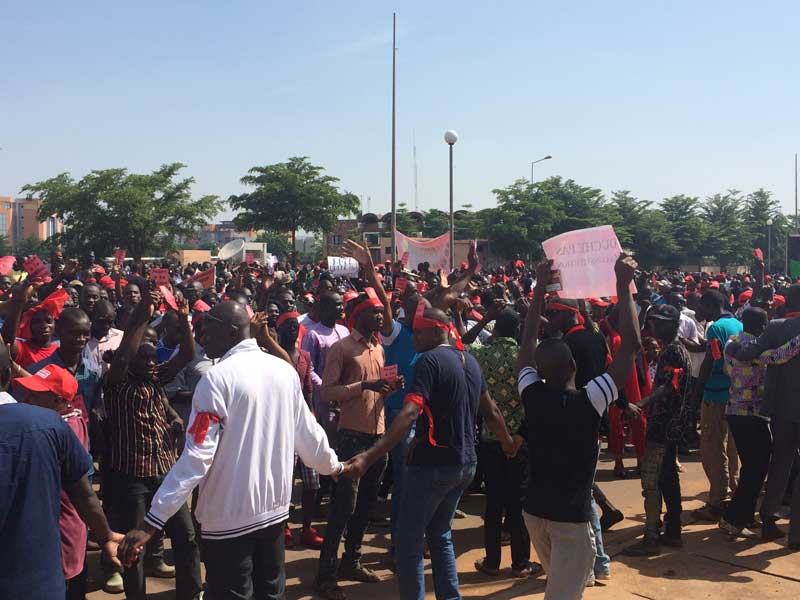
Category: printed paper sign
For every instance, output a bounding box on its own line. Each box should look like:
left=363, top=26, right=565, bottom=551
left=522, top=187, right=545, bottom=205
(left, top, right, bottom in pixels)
left=541, top=225, right=634, bottom=299
left=381, top=365, right=398, bottom=383
left=327, top=256, right=360, bottom=278
left=23, top=255, right=51, bottom=280
left=114, top=248, right=126, bottom=264
left=400, top=251, right=410, bottom=265
left=150, top=268, right=171, bottom=287
left=190, top=267, right=215, bottom=289
left=245, top=252, right=255, bottom=265
left=0, top=256, right=16, bottom=276
left=159, top=284, right=179, bottom=312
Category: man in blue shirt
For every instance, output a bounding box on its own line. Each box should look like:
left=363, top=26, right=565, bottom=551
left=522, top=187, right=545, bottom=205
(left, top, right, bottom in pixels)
left=345, top=307, right=516, bottom=600
left=0, top=342, right=123, bottom=600
left=692, top=290, right=743, bottom=521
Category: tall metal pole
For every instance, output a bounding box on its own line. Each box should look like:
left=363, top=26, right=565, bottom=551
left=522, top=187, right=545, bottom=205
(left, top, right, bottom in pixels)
left=390, top=13, right=397, bottom=264
left=449, top=144, right=454, bottom=271
left=795, top=153, right=798, bottom=231
left=530, top=162, right=534, bottom=185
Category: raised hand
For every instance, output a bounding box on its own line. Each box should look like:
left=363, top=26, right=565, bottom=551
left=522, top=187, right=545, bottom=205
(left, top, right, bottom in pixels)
left=614, top=253, right=638, bottom=286
left=342, top=239, right=373, bottom=268
left=467, top=240, right=478, bottom=273
left=534, top=259, right=554, bottom=289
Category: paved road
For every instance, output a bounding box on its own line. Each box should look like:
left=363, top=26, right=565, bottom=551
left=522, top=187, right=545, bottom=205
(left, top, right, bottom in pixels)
left=86, top=448, right=800, bottom=599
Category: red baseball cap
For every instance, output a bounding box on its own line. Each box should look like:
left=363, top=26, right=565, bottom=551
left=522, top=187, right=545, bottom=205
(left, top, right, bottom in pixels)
left=588, top=297, right=610, bottom=308
left=15, top=364, right=78, bottom=402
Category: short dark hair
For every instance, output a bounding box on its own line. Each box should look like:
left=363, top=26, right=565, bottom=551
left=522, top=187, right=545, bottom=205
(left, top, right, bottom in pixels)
left=742, top=307, right=768, bottom=333
left=700, top=290, right=726, bottom=310
left=494, top=308, right=519, bottom=338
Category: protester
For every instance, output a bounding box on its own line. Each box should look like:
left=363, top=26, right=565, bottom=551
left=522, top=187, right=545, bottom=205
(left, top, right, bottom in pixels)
left=471, top=307, right=540, bottom=578
left=104, top=290, right=202, bottom=600
left=0, top=341, right=124, bottom=600
left=692, top=290, right=742, bottom=522
left=515, top=255, right=640, bottom=599
left=725, top=285, right=800, bottom=546
left=119, top=301, right=349, bottom=599
left=344, top=304, right=518, bottom=600
left=623, top=303, right=692, bottom=556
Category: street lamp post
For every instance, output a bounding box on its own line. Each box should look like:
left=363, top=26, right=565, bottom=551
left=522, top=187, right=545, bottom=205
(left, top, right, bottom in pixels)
left=767, top=218, right=773, bottom=274
left=530, top=155, right=553, bottom=184
left=444, top=130, right=458, bottom=271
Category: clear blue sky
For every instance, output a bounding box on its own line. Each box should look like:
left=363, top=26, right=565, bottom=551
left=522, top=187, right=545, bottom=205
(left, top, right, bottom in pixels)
left=2, top=1, right=799, bottom=221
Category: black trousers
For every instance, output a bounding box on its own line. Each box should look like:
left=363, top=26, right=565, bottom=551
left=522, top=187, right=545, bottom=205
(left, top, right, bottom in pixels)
left=65, top=562, right=87, bottom=600
left=724, top=415, right=772, bottom=528
left=202, top=522, right=285, bottom=600
left=106, top=469, right=201, bottom=600
left=481, top=440, right=530, bottom=569
left=318, top=429, right=387, bottom=580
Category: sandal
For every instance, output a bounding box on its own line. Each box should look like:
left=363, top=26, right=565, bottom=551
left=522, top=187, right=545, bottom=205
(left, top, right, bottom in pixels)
left=474, top=558, right=500, bottom=576
left=315, top=578, right=346, bottom=600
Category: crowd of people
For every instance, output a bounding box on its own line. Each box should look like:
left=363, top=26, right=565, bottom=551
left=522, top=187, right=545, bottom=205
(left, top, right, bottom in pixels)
left=2, top=240, right=800, bottom=600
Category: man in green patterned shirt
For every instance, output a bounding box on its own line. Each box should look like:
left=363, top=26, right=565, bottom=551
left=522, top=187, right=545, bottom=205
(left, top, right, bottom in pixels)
left=470, top=309, right=538, bottom=578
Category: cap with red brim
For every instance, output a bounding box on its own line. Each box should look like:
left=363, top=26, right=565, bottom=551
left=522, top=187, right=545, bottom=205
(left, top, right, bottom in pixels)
left=15, top=364, right=78, bottom=402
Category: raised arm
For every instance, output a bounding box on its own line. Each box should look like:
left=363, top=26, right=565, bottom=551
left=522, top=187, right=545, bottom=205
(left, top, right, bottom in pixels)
left=342, top=239, right=393, bottom=336
left=516, top=260, right=550, bottom=374
left=160, top=300, right=196, bottom=382
left=605, top=254, right=642, bottom=391
left=107, top=290, right=159, bottom=385
left=1, top=279, right=35, bottom=357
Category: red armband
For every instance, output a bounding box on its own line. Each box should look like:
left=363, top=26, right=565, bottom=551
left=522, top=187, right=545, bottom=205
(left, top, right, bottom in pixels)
left=404, top=393, right=425, bottom=407
left=710, top=338, right=722, bottom=360
left=187, top=412, right=220, bottom=444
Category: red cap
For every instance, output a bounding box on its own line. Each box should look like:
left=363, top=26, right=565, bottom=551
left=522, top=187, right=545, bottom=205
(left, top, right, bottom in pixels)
left=708, top=281, right=720, bottom=289
left=15, top=364, right=78, bottom=402
left=684, top=275, right=694, bottom=282
left=99, top=275, right=115, bottom=289
left=460, top=262, right=468, bottom=270
left=342, top=290, right=359, bottom=303
left=588, top=297, right=610, bottom=308
left=94, top=266, right=106, bottom=275
left=774, top=294, right=786, bottom=307
left=738, top=290, right=753, bottom=304
left=715, top=274, right=726, bottom=282
left=765, top=274, right=773, bottom=282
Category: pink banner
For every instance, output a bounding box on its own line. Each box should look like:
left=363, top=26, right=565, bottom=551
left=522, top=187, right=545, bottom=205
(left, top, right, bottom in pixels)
left=541, top=225, right=633, bottom=299
left=395, top=232, right=450, bottom=273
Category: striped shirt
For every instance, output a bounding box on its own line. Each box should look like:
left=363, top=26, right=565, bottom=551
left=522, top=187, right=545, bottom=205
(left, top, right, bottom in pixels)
left=105, top=363, right=176, bottom=477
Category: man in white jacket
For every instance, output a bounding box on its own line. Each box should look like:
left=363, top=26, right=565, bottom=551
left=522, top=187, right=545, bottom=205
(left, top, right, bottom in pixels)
left=120, top=301, right=348, bottom=600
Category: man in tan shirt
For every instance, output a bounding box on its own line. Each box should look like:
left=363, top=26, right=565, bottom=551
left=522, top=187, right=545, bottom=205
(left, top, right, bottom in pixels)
left=316, top=288, right=401, bottom=599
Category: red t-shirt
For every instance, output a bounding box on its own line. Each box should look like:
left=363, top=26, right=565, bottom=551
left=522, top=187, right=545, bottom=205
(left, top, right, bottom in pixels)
left=16, top=340, right=58, bottom=369
left=59, top=412, right=90, bottom=580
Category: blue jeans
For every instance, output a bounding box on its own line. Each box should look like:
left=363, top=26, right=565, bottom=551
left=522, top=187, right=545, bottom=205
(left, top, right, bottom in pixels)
left=394, top=462, right=476, bottom=600
left=386, top=408, right=416, bottom=553
left=590, top=496, right=609, bottom=574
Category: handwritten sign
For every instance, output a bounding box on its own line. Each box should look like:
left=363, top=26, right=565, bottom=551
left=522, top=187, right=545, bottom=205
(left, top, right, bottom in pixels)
left=23, top=255, right=51, bottom=280
left=381, top=364, right=398, bottom=384
left=150, top=268, right=170, bottom=287
left=541, top=225, right=633, bottom=299
left=0, top=256, right=16, bottom=276
left=189, top=267, right=215, bottom=289
left=114, top=248, right=126, bottom=264
left=159, top=284, right=179, bottom=312
left=327, top=256, right=360, bottom=278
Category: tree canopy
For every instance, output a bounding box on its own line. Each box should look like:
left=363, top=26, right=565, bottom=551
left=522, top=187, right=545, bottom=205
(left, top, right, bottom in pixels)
left=23, top=163, right=221, bottom=261
left=229, top=157, right=360, bottom=246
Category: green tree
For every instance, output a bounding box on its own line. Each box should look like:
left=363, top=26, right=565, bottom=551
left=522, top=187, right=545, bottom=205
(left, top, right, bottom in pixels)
left=14, top=235, right=44, bottom=258
left=700, top=191, right=747, bottom=270
left=255, top=231, right=292, bottom=260
left=199, top=240, right=220, bottom=255
left=607, top=191, right=677, bottom=267
left=229, top=157, right=359, bottom=247
left=659, top=195, right=707, bottom=265
left=23, top=163, right=221, bottom=261
left=421, top=209, right=451, bottom=238
left=0, top=234, right=11, bottom=257
left=395, top=202, right=421, bottom=235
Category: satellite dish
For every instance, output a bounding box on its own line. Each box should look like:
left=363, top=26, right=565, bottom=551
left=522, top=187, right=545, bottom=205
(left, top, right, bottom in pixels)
left=218, top=238, right=246, bottom=261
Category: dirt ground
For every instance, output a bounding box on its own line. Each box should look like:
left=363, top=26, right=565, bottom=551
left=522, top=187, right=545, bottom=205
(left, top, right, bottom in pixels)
left=86, top=447, right=800, bottom=600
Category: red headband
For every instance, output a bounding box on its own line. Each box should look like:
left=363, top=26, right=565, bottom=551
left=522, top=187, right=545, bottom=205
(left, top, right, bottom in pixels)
left=347, top=288, right=384, bottom=329
left=276, top=311, right=301, bottom=328
left=548, top=302, right=585, bottom=325
left=19, top=288, right=70, bottom=340
left=412, top=302, right=465, bottom=350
